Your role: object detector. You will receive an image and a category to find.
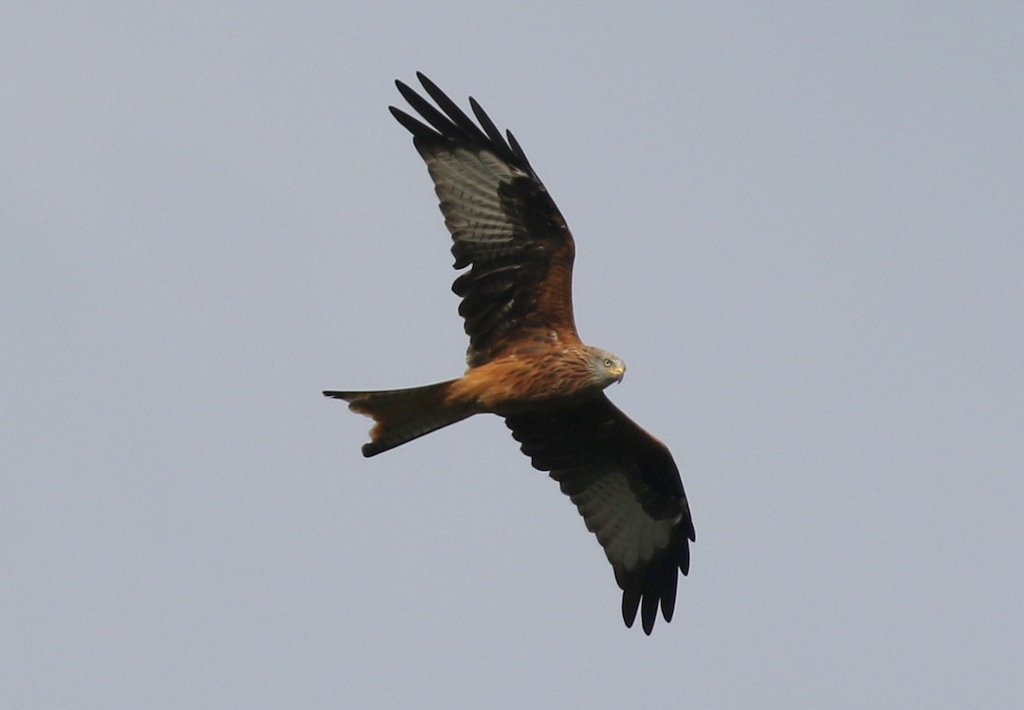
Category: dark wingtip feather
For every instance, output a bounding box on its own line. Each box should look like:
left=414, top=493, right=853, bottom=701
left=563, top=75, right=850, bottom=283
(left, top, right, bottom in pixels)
left=415, top=74, right=489, bottom=143
left=622, top=589, right=641, bottom=629
left=505, top=130, right=534, bottom=173
left=389, top=106, right=435, bottom=141
left=469, top=97, right=504, bottom=144
left=641, top=593, right=659, bottom=635
left=394, top=79, right=460, bottom=138
left=660, top=566, right=679, bottom=623
left=679, top=536, right=692, bottom=575
left=389, top=74, right=534, bottom=175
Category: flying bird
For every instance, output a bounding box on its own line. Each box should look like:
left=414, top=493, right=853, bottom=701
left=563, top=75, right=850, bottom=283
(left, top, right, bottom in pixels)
left=324, top=73, right=695, bottom=634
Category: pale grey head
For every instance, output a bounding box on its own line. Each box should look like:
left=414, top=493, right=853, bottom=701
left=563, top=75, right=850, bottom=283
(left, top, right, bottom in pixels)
left=584, top=346, right=626, bottom=388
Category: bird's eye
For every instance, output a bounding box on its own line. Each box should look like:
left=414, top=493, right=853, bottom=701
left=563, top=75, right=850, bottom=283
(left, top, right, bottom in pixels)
left=603, top=358, right=614, bottom=368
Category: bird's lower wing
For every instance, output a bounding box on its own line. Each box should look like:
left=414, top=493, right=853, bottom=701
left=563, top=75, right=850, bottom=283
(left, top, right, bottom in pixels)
left=504, top=394, right=694, bottom=634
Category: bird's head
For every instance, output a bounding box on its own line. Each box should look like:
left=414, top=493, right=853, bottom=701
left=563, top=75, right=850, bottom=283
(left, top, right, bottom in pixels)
left=586, top=347, right=626, bottom=388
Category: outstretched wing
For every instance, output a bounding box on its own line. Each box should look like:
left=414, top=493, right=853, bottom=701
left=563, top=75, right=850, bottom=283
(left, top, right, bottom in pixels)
left=504, top=394, right=695, bottom=635
left=391, top=73, right=579, bottom=368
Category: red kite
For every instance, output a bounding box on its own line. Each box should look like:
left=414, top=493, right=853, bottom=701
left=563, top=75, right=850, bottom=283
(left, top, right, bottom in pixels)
left=325, top=73, right=694, bottom=634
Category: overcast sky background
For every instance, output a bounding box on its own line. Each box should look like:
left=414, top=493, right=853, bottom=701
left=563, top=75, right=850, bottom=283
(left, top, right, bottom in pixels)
left=3, top=2, right=1022, bottom=708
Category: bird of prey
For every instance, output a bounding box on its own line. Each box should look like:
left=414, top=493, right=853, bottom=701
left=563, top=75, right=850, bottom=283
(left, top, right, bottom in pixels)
left=324, top=73, right=694, bottom=634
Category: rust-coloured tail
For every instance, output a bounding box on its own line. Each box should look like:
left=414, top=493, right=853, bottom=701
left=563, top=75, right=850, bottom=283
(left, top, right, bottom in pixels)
left=323, top=380, right=473, bottom=457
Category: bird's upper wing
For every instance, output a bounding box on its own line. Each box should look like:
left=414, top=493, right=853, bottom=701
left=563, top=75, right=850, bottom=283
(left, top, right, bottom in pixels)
left=391, top=73, right=579, bottom=368
left=504, top=394, right=695, bottom=634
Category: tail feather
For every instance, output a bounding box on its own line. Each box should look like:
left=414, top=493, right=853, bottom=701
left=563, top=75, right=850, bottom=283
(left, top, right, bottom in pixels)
left=323, top=380, right=473, bottom=456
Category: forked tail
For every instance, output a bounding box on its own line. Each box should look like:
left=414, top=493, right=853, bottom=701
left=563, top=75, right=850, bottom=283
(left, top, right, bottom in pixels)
left=323, top=380, right=473, bottom=456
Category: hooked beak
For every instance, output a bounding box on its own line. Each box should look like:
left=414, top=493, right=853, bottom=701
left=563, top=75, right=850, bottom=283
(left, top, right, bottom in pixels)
left=612, top=366, right=626, bottom=383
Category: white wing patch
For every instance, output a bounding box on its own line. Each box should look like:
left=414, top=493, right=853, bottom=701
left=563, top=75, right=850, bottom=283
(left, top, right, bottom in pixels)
left=567, top=463, right=677, bottom=574
left=422, top=146, right=532, bottom=254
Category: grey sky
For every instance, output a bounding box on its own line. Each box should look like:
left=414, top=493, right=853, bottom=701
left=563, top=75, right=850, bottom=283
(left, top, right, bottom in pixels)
left=3, top=2, right=1022, bottom=707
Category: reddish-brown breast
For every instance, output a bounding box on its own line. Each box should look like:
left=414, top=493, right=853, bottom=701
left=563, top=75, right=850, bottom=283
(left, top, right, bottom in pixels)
left=447, top=346, right=601, bottom=414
